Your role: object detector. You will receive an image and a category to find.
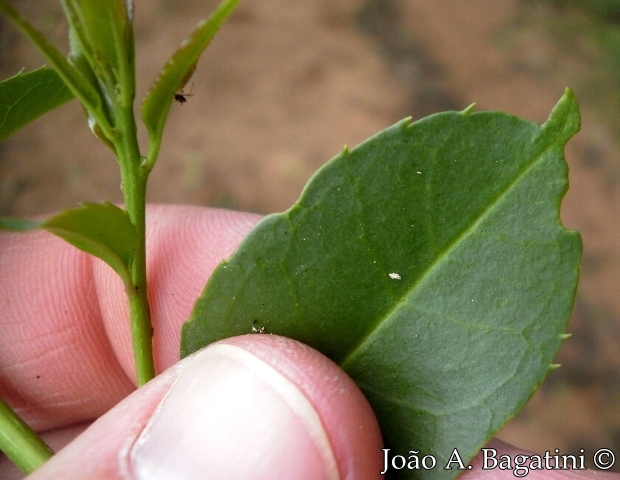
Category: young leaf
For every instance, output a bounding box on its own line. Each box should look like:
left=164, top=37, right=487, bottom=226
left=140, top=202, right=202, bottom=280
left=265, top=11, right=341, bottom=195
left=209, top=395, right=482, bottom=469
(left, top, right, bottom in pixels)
left=0, top=68, right=74, bottom=141
left=60, top=0, right=135, bottom=101
left=140, top=0, right=240, bottom=171
left=181, top=90, right=582, bottom=480
left=64, top=26, right=116, bottom=151
left=0, top=203, right=138, bottom=293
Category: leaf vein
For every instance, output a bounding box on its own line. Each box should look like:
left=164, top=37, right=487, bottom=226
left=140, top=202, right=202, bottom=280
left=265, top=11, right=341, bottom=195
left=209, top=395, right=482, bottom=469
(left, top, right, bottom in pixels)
left=341, top=130, right=559, bottom=369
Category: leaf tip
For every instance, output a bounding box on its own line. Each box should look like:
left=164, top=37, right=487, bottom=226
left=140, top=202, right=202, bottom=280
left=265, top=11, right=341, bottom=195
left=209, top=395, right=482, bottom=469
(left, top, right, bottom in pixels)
left=560, top=333, right=572, bottom=341
left=342, top=144, right=350, bottom=155
left=549, top=363, right=562, bottom=371
left=461, top=103, right=476, bottom=116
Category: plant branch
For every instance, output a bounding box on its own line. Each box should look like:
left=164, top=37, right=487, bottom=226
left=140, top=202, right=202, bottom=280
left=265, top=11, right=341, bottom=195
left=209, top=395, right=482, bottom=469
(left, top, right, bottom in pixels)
left=101, top=5, right=156, bottom=385
left=123, top=165, right=155, bottom=386
left=0, top=398, right=53, bottom=474
left=115, top=96, right=155, bottom=386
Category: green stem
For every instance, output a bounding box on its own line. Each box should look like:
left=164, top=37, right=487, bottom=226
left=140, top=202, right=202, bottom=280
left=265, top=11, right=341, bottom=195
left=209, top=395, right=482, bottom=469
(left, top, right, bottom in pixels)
left=124, top=168, right=155, bottom=386
left=0, top=398, right=53, bottom=474
left=116, top=63, right=155, bottom=386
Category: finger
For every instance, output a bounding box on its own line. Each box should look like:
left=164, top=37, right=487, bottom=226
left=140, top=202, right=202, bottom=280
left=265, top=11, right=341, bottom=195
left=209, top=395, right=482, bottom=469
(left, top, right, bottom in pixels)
left=92, top=205, right=263, bottom=379
left=0, top=205, right=261, bottom=431
left=26, top=335, right=383, bottom=480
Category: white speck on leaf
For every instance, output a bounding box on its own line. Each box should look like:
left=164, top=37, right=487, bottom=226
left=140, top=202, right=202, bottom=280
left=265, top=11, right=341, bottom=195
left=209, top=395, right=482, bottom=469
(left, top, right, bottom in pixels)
left=389, top=273, right=401, bottom=280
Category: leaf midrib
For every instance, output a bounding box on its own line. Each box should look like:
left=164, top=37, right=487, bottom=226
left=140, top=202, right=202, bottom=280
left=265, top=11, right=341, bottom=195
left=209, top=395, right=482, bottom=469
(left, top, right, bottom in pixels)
left=339, top=133, right=555, bottom=370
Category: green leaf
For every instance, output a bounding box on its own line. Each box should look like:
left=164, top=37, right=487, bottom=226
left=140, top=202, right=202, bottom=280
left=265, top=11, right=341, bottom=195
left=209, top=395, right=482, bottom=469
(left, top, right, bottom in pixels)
left=140, top=0, right=240, bottom=171
left=65, top=24, right=115, bottom=147
left=60, top=0, right=135, bottom=100
left=0, top=67, right=74, bottom=141
left=0, top=1, right=103, bottom=119
left=181, top=89, right=582, bottom=480
left=0, top=203, right=138, bottom=293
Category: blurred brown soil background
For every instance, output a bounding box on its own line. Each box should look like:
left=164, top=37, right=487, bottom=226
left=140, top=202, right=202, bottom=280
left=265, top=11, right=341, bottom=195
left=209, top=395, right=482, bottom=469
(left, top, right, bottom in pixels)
left=2, top=0, right=620, bottom=470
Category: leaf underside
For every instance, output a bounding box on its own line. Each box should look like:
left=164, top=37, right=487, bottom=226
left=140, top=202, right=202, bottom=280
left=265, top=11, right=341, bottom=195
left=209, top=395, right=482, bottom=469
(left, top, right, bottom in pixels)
left=0, top=67, right=74, bottom=141
left=181, top=90, right=582, bottom=480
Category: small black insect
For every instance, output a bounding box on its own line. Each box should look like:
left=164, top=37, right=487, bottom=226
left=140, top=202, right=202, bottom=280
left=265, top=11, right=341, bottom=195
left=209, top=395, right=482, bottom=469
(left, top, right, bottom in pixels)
left=174, top=82, right=194, bottom=104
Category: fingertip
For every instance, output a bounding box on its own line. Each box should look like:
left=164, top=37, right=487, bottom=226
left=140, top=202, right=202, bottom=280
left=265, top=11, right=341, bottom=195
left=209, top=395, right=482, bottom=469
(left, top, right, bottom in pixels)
left=145, top=206, right=262, bottom=371
left=223, top=335, right=384, bottom=479
left=25, top=335, right=383, bottom=479
left=0, top=205, right=263, bottom=434
left=128, top=335, right=383, bottom=480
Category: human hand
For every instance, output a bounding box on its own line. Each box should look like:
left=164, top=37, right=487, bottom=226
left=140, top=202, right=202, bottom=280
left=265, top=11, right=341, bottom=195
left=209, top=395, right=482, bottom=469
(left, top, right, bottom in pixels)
left=0, top=205, right=382, bottom=479
left=0, top=205, right=615, bottom=479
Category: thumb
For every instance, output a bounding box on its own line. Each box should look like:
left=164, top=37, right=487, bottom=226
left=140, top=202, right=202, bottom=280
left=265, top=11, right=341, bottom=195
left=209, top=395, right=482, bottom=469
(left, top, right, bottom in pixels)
left=28, top=335, right=383, bottom=480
